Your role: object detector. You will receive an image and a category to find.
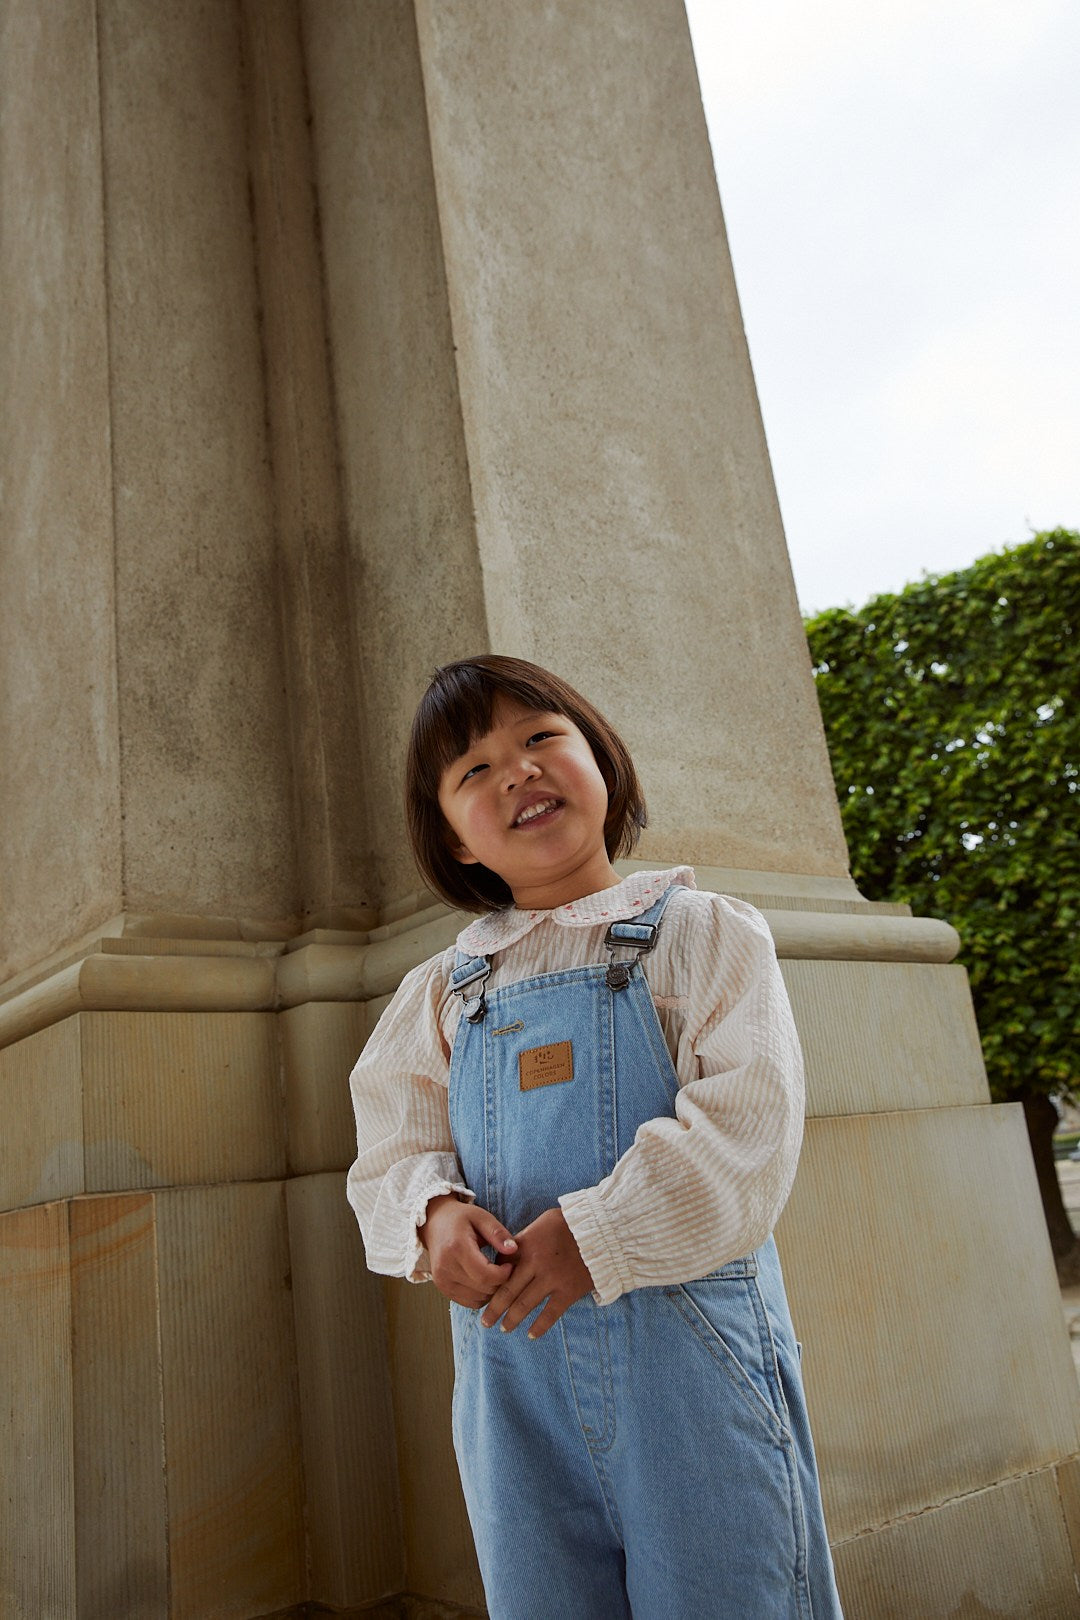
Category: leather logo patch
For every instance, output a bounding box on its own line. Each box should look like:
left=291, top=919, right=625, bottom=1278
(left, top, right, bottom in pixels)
left=519, top=1040, right=574, bottom=1092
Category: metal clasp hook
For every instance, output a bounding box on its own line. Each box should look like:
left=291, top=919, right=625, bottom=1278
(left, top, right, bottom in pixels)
left=453, top=958, right=492, bottom=1023
left=603, top=920, right=658, bottom=991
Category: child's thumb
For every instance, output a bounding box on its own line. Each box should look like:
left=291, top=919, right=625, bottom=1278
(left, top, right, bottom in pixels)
left=480, top=1213, right=517, bottom=1252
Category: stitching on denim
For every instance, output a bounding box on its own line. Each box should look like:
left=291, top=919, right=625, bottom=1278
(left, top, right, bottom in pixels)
left=779, top=1420, right=812, bottom=1614
left=560, top=1313, right=593, bottom=1438
left=666, top=1282, right=791, bottom=1444
left=752, top=1281, right=812, bottom=1605
left=587, top=1446, right=626, bottom=1546
left=559, top=1311, right=624, bottom=1544
left=596, top=1300, right=617, bottom=1453
left=483, top=1017, right=498, bottom=1223
left=560, top=1308, right=617, bottom=1456
left=749, top=1275, right=793, bottom=1432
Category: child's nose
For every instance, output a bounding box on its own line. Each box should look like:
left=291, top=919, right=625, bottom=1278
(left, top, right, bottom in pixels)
left=503, top=755, right=541, bottom=790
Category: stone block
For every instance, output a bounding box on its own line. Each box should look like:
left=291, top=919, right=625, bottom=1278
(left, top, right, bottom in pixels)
left=238, top=0, right=370, bottom=926
left=96, top=0, right=297, bottom=925
left=0, top=1018, right=83, bottom=1211
left=0, top=1202, right=75, bottom=1618
left=1056, top=1457, right=1080, bottom=1576
left=156, top=1182, right=305, bottom=1619
left=781, top=960, right=989, bottom=1116
left=287, top=1173, right=404, bottom=1605
left=832, top=1465, right=1080, bottom=1619
left=0, top=0, right=120, bottom=985
left=69, top=1194, right=168, bottom=1619
left=411, top=0, right=848, bottom=882
left=1, top=1010, right=286, bottom=1213
left=776, top=1104, right=1080, bottom=1542
left=81, top=1010, right=284, bottom=1191
left=281, top=1001, right=368, bottom=1174
left=385, top=1279, right=485, bottom=1611
left=302, top=0, right=489, bottom=906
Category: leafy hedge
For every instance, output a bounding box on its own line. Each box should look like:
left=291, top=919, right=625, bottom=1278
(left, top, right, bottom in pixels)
left=804, top=529, right=1079, bottom=1103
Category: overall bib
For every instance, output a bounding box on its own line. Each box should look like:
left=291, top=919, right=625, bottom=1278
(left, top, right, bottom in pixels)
left=447, top=887, right=843, bottom=1620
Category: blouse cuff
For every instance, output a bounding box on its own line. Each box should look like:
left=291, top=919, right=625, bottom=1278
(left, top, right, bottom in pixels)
left=405, top=1180, right=475, bottom=1283
left=559, top=1189, right=634, bottom=1305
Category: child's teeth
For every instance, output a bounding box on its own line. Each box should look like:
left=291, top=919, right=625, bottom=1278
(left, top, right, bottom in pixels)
left=517, top=800, right=555, bottom=824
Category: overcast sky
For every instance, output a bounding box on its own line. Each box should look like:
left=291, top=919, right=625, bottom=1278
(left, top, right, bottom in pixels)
left=684, top=0, right=1080, bottom=616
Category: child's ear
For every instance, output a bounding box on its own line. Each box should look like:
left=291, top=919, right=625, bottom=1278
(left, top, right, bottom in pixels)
left=441, top=823, right=479, bottom=866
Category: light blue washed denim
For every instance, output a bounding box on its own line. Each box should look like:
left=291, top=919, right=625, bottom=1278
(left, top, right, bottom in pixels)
left=447, top=888, right=843, bottom=1620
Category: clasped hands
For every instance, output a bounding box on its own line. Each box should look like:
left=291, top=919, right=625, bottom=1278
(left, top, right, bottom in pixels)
left=419, top=1194, right=594, bottom=1341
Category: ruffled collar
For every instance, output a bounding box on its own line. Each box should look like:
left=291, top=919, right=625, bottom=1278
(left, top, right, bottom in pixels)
left=455, top=866, right=696, bottom=957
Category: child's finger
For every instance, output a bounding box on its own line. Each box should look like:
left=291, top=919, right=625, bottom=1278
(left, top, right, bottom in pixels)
left=525, top=1299, right=566, bottom=1340
left=495, top=1281, right=549, bottom=1335
left=516, top=1272, right=593, bottom=1338
left=482, top=1271, right=540, bottom=1330
left=468, top=1206, right=518, bottom=1256
left=480, top=1264, right=532, bottom=1328
left=461, top=1251, right=514, bottom=1289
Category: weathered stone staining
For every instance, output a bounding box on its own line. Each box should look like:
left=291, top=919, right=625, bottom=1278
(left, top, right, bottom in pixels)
left=2, top=1, right=1077, bottom=1616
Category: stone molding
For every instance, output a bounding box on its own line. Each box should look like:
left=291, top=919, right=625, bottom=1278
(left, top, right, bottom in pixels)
left=0, top=888, right=959, bottom=1052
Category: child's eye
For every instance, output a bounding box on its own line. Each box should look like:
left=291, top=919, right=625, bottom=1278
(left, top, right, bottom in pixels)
left=460, top=762, right=487, bottom=783
left=526, top=731, right=556, bottom=745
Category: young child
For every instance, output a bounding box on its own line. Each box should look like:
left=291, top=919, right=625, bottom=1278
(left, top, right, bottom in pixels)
left=348, top=654, right=844, bottom=1620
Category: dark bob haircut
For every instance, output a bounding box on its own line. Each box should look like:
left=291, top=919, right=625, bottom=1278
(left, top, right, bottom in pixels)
left=405, top=654, right=647, bottom=913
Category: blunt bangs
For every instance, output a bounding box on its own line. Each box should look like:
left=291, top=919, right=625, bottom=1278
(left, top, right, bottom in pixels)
left=404, top=655, right=647, bottom=913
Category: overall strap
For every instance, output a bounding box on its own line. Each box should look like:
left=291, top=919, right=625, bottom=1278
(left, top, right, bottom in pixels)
left=604, top=882, right=684, bottom=990
left=451, top=952, right=492, bottom=1024
left=451, top=882, right=686, bottom=1012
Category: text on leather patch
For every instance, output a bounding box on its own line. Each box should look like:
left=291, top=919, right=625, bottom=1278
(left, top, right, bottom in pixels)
left=519, top=1041, right=574, bottom=1091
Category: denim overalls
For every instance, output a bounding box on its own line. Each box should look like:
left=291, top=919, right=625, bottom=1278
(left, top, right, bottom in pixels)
left=447, top=886, right=843, bottom=1620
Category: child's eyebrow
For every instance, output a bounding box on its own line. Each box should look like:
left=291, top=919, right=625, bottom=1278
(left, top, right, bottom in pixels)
left=461, top=706, right=549, bottom=752
left=451, top=734, right=492, bottom=766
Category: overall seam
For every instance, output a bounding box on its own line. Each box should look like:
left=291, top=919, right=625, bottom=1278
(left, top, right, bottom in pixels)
left=483, top=1018, right=498, bottom=1221
left=750, top=1275, right=794, bottom=1429
left=602, top=972, right=618, bottom=1183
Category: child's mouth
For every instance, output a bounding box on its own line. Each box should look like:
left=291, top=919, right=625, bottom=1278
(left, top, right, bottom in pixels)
left=512, top=798, right=562, bottom=828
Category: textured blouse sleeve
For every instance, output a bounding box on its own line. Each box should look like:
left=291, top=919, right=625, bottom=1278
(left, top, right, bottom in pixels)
left=346, top=950, right=474, bottom=1283
left=559, top=894, right=805, bottom=1305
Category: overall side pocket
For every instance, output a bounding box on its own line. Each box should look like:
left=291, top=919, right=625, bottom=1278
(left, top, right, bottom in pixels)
left=664, top=1269, right=791, bottom=1444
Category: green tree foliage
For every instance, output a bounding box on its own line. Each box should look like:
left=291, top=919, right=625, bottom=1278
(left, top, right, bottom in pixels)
left=804, top=530, right=1078, bottom=1106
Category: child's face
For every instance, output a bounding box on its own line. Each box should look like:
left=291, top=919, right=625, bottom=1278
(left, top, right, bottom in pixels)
left=436, top=697, right=618, bottom=908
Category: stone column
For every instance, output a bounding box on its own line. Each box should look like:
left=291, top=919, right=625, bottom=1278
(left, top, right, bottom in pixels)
left=1, top=2, right=393, bottom=1615
left=2, top=1, right=1078, bottom=1616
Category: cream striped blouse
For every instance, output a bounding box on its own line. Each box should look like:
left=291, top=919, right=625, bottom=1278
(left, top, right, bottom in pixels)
left=346, top=867, right=805, bottom=1306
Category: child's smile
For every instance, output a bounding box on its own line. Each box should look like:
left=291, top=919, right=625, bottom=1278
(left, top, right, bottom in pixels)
left=436, top=699, right=622, bottom=909
left=511, top=795, right=561, bottom=828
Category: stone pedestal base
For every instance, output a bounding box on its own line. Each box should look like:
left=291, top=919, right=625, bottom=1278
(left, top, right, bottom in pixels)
left=2, top=881, right=1078, bottom=1617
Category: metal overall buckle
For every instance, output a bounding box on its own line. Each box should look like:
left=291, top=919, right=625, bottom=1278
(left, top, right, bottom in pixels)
left=454, top=959, right=492, bottom=1023
left=603, top=920, right=658, bottom=990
